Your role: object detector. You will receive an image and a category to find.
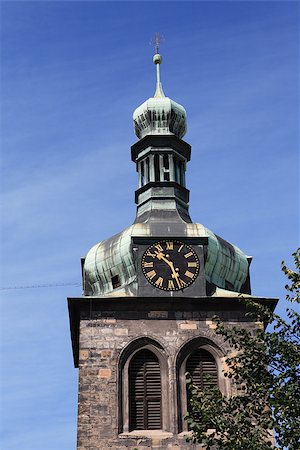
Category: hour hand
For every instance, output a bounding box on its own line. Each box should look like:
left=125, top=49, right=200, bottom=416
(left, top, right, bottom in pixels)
left=155, top=251, right=172, bottom=267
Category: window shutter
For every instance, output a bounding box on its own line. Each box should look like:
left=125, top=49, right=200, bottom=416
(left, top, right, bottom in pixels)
left=129, top=349, right=161, bottom=430
left=186, top=349, right=218, bottom=389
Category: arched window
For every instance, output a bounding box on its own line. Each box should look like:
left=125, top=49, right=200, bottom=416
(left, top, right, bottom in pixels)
left=176, top=340, right=225, bottom=432
left=186, top=348, right=218, bottom=390
left=185, top=349, right=218, bottom=424
left=119, top=338, right=170, bottom=434
left=129, top=349, right=162, bottom=431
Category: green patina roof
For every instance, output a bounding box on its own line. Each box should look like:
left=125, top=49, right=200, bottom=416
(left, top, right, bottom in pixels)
left=83, top=223, right=249, bottom=297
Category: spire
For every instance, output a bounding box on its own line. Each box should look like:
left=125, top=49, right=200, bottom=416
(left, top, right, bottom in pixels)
left=153, top=32, right=165, bottom=98
left=153, top=53, right=165, bottom=98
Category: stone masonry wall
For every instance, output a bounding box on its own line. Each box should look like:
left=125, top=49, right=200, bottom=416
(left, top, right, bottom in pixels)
left=76, top=299, right=260, bottom=450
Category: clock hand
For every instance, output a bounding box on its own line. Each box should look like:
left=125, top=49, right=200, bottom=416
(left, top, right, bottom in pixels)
left=154, top=250, right=173, bottom=267
left=170, top=264, right=182, bottom=289
left=154, top=251, right=181, bottom=288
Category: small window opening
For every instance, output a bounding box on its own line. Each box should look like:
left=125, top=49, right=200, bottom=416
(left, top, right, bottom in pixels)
left=146, top=157, right=150, bottom=183
left=141, top=160, right=145, bottom=186
left=163, top=154, right=170, bottom=181
left=175, top=158, right=180, bottom=184
left=163, top=154, right=169, bottom=170
left=225, top=280, right=234, bottom=291
left=112, top=275, right=121, bottom=289
left=175, top=159, right=184, bottom=186
left=179, top=160, right=184, bottom=186
left=154, top=154, right=160, bottom=182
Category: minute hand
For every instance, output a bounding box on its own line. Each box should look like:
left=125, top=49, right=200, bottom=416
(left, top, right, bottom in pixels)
left=155, top=251, right=181, bottom=288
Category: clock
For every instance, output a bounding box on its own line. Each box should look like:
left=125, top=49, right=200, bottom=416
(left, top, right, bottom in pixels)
left=141, top=240, right=200, bottom=291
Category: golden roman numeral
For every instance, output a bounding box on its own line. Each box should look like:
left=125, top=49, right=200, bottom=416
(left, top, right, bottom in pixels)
left=143, top=261, right=154, bottom=268
left=184, top=251, right=193, bottom=259
left=166, top=241, right=174, bottom=250
left=146, top=251, right=156, bottom=258
left=168, top=279, right=175, bottom=290
left=178, top=244, right=184, bottom=252
left=188, top=262, right=197, bottom=268
left=155, top=244, right=163, bottom=252
left=146, top=270, right=156, bottom=280
left=155, top=277, right=164, bottom=288
left=185, top=270, right=194, bottom=279
left=179, top=278, right=187, bottom=288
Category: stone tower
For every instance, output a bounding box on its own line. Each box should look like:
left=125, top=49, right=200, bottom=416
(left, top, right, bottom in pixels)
left=68, top=48, right=277, bottom=450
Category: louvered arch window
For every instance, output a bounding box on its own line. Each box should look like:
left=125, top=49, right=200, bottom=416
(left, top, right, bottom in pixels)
left=186, top=348, right=218, bottom=390
left=129, top=349, right=162, bottom=431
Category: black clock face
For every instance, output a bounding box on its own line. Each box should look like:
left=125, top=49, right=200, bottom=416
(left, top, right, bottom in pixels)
left=141, top=240, right=200, bottom=291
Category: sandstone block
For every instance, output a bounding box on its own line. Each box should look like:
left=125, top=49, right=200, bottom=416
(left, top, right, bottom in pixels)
left=79, top=350, right=89, bottom=360
left=98, top=368, right=112, bottom=379
left=103, top=318, right=117, bottom=324
left=179, top=323, right=197, bottom=330
left=114, top=328, right=128, bottom=336
left=206, top=319, right=217, bottom=329
left=101, top=328, right=113, bottom=334
left=100, top=350, right=112, bottom=358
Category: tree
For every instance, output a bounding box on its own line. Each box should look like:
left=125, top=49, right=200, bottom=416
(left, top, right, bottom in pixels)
left=185, top=249, right=300, bottom=450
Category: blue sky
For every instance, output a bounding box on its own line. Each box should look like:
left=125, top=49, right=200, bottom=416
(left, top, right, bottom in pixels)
left=1, top=1, right=299, bottom=449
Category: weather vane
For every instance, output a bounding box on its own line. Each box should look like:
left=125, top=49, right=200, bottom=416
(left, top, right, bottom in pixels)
left=150, top=32, right=165, bottom=54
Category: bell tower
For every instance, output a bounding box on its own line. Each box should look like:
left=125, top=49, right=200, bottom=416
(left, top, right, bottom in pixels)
left=68, top=45, right=277, bottom=450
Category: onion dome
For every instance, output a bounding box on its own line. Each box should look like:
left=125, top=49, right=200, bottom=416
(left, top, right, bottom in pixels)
left=133, top=53, right=187, bottom=140
left=83, top=223, right=250, bottom=297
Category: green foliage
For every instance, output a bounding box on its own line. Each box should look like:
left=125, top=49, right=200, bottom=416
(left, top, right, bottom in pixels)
left=185, top=249, right=300, bottom=450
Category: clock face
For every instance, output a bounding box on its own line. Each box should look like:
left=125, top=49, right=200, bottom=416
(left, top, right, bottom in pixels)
left=141, top=240, right=200, bottom=291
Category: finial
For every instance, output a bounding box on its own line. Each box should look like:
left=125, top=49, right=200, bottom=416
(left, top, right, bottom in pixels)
left=155, top=31, right=161, bottom=54
left=150, top=32, right=165, bottom=98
